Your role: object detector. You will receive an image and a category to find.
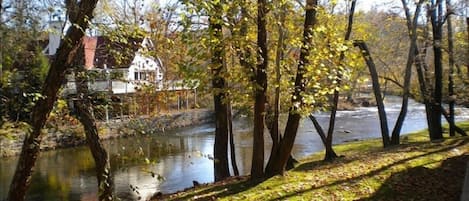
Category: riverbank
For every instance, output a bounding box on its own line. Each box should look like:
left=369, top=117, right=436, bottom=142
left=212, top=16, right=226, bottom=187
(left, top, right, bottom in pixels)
left=0, top=109, right=214, bottom=157
left=159, top=122, right=469, bottom=201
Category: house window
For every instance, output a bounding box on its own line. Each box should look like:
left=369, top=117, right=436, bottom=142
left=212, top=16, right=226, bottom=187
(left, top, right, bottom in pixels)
left=140, top=72, right=147, bottom=80
left=134, top=70, right=159, bottom=81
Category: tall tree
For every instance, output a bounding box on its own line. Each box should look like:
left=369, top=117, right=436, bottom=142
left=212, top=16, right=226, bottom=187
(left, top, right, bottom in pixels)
left=390, top=0, right=425, bottom=145
left=413, top=13, right=433, bottom=138
left=428, top=0, right=444, bottom=140
left=0, top=0, right=3, bottom=79
left=446, top=0, right=456, bottom=137
left=7, top=1, right=99, bottom=200
left=209, top=0, right=231, bottom=181
left=266, top=0, right=287, bottom=165
left=354, top=40, right=390, bottom=147
left=251, top=0, right=268, bottom=179
left=265, top=0, right=319, bottom=177
left=72, top=44, right=114, bottom=200
left=323, top=0, right=357, bottom=158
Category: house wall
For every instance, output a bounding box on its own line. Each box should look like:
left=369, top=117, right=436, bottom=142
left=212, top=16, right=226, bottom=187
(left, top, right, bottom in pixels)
left=47, top=20, right=63, bottom=56
left=127, top=53, right=163, bottom=89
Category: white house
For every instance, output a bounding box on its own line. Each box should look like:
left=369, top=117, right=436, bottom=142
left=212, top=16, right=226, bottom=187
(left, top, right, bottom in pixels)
left=44, top=20, right=167, bottom=95
left=44, top=20, right=198, bottom=116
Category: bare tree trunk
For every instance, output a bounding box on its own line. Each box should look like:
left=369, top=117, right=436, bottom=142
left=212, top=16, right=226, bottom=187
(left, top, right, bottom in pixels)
left=309, top=115, right=327, bottom=146
left=416, top=19, right=437, bottom=135
left=429, top=0, right=444, bottom=140
left=75, top=102, right=114, bottom=200
left=391, top=0, right=425, bottom=145
left=209, top=1, right=230, bottom=181
left=324, top=0, right=356, bottom=159
left=264, top=0, right=319, bottom=177
left=446, top=0, right=456, bottom=137
left=354, top=41, right=390, bottom=147
left=441, top=106, right=467, bottom=136
left=7, top=1, right=99, bottom=200
left=73, top=45, right=114, bottom=201
left=251, top=0, right=268, bottom=179
left=308, top=114, right=337, bottom=159
left=415, top=48, right=433, bottom=131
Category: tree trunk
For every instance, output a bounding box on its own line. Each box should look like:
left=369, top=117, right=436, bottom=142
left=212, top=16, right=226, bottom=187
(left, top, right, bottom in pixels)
left=467, top=17, right=469, bottom=77
left=441, top=106, right=467, bottom=136
left=72, top=45, right=114, bottom=201
left=391, top=0, right=424, bottom=145
left=308, top=115, right=337, bottom=160
left=272, top=0, right=286, bottom=158
left=415, top=48, right=433, bottom=132
left=446, top=0, right=455, bottom=137
left=417, top=20, right=436, bottom=136
left=227, top=103, right=239, bottom=176
left=429, top=0, right=444, bottom=140
left=251, top=0, right=268, bottom=179
left=264, top=1, right=286, bottom=173
left=209, top=1, right=230, bottom=181
left=354, top=41, right=391, bottom=147
left=264, top=0, right=318, bottom=177
left=0, top=0, right=3, bottom=79
left=325, top=0, right=356, bottom=159
left=7, top=1, right=99, bottom=200
left=74, top=101, right=114, bottom=200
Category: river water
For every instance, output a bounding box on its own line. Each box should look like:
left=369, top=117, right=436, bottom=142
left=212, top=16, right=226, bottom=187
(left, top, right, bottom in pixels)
left=1, top=97, right=468, bottom=201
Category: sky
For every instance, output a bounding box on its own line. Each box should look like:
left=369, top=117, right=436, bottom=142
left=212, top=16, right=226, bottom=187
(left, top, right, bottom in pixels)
left=355, top=0, right=401, bottom=12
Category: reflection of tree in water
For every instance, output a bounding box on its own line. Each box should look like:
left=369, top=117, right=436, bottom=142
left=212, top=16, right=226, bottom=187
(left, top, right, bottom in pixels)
left=27, top=171, right=73, bottom=201
left=109, top=138, right=166, bottom=168
left=103, top=133, right=216, bottom=200
left=106, top=135, right=212, bottom=171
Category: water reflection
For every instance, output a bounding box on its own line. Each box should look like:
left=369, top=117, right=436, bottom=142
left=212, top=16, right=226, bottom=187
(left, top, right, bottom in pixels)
left=1, top=97, right=468, bottom=200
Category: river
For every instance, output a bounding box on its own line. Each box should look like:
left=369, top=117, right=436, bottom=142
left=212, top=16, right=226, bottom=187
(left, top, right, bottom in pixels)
left=1, top=97, right=468, bottom=201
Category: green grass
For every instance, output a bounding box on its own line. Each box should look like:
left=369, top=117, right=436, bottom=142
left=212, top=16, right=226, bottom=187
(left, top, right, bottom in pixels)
left=158, top=122, right=469, bottom=201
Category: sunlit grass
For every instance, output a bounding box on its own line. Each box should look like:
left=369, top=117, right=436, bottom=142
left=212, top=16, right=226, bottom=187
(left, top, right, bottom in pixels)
left=160, top=122, right=469, bottom=201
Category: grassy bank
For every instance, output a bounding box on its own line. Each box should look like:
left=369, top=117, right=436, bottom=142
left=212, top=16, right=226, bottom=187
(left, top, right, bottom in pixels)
left=158, top=122, right=469, bottom=201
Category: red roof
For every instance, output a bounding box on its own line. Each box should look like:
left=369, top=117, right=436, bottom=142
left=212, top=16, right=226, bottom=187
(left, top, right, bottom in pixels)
left=82, top=36, right=144, bottom=69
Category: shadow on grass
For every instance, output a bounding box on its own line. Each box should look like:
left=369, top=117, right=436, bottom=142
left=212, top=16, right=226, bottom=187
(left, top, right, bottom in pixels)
left=162, top=177, right=264, bottom=201
left=276, top=138, right=469, bottom=200
left=161, top=138, right=468, bottom=201
left=293, top=137, right=458, bottom=173
left=359, top=154, right=469, bottom=201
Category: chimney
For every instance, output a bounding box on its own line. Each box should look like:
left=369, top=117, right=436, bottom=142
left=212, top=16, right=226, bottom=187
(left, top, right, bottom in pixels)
left=48, top=19, right=63, bottom=56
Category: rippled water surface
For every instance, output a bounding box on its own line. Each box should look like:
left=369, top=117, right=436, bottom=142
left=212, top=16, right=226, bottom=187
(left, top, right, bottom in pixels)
left=1, top=97, right=468, bottom=200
